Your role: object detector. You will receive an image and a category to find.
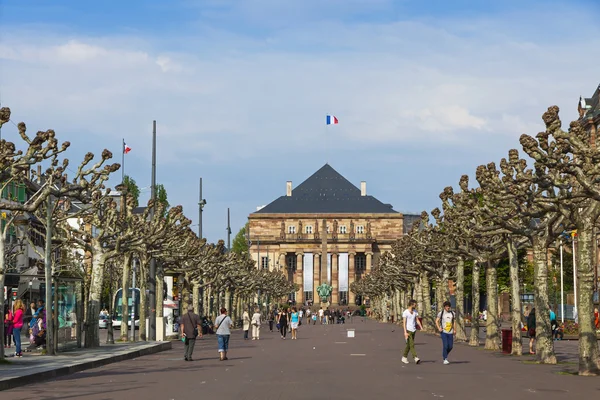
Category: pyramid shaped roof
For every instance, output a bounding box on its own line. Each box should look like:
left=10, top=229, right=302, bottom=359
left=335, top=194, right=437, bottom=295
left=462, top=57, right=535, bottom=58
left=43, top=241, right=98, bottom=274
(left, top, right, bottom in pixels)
left=254, top=164, right=397, bottom=214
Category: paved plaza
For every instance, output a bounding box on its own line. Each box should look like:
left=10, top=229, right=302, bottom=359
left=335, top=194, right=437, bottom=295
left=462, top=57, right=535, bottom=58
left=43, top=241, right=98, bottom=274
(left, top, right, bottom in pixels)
left=3, top=318, right=597, bottom=399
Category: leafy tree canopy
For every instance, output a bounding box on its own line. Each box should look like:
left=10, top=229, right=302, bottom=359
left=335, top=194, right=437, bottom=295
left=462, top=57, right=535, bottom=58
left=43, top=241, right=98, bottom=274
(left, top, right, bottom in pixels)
left=231, top=223, right=249, bottom=254
left=122, top=175, right=140, bottom=208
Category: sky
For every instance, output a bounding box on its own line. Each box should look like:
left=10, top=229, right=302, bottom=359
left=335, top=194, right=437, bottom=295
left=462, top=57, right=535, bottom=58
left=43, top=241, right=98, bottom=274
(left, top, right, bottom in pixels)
left=1, top=0, right=599, bottom=243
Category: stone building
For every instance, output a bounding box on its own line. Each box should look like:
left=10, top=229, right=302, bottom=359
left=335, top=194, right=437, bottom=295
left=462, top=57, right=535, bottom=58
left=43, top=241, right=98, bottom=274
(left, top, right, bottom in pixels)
left=247, top=164, right=418, bottom=307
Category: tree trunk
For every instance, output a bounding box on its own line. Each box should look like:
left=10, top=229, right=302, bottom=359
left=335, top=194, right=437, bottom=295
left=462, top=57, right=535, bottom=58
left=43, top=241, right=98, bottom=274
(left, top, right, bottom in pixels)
left=532, top=235, right=556, bottom=364
left=412, top=277, right=419, bottom=311
left=455, top=258, right=467, bottom=342
left=469, top=262, right=481, bottom=347
left=44, top=198, right=55, bottom=355
left=421, top=273, right=434, bottom=332
left=485, top=260, right=500, bottom=350
left=85, top=243, right=105, bottom=348
left=507, top=237, right=523, bottom=355
left=120, top=253, right=132, bottom=339
left=106, top=270, right=115, bottom=345
left=576, top=219, right=600, bottom=375
left=435, top=277, right=443, bottom=316
left=139, top=260, right=148, bottom=341
left=156, top=271, right=164, bottom=318
left=192, top=280, right=201, bottom=315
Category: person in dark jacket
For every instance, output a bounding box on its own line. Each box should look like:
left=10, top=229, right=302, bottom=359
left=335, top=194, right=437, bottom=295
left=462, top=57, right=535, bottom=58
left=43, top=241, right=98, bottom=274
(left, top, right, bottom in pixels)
left=527, top=307, right=536, bottom=355
left=180, top=305, right=202, bottom=361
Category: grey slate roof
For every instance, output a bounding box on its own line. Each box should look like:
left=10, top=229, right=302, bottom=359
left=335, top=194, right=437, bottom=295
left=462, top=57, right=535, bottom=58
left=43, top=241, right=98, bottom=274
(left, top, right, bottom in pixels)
left=254, top=164, right=397, bottom=214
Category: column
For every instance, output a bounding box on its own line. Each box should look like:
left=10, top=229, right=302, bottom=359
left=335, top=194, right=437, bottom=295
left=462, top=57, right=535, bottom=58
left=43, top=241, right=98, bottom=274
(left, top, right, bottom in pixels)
left=331, top=253, right=339, bottom=305
left=278, top=253, right=285, bottom=271
left=366, top=252, right=373, bottom=274
left=314, top=253, right=321, bottom=305
left=296, top=252, right=304, bottom=305
left=349, top=252, right=356, bottom=305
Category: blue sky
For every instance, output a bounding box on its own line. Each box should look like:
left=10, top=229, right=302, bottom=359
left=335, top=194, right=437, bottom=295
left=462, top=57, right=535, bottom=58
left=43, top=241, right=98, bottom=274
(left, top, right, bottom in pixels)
left=1, top=0, right=600, bottom=243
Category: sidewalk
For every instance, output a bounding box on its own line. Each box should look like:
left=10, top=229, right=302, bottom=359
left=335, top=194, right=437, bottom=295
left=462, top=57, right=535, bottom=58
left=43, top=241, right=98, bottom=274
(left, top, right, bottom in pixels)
left=0, top=340, right=172, bottom=391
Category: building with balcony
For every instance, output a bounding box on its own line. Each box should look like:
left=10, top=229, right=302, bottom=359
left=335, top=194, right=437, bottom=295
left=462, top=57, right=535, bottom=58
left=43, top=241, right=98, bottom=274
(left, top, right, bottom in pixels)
left=247, top=164, right=418, bottom=307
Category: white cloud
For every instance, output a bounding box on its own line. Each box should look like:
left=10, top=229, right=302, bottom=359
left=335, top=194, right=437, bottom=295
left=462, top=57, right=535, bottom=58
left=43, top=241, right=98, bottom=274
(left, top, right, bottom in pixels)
left=1, top=2, right=600, bottom=240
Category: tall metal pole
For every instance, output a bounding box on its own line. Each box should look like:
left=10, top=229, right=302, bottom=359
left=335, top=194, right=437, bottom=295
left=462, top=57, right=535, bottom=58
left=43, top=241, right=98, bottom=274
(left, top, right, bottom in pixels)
left=199, top=178, right=203, bottom=239
left=227, top=207, right=231, bottom=251
left=44, top=194, right=54, bottom=355
left=149, top=120, right=157, bottom=340
left=560, top=240, right=564, bottom=323
left=131, top=258, right=136, bottom=342
left=121, top=138, right=125, bottom=184
left=572, top=233, right=578, bottom=313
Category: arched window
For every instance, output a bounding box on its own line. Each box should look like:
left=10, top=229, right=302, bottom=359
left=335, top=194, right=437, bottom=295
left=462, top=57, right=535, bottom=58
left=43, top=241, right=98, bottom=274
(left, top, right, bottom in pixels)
left=288, top=225, right=296, bottom=234
left=356, top=225, right=365, bottom=234
left=339, top=226, right=347, bottom=234
left=306, top=225, right=313, bottom=234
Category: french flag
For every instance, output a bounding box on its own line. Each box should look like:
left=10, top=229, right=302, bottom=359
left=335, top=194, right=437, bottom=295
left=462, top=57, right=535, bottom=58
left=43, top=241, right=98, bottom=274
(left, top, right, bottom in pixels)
left=326, top=115, right=338, bottom=125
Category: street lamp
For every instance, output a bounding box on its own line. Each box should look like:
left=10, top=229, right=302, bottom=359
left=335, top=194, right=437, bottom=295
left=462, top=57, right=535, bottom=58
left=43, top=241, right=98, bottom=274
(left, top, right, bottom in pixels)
left=28, top=280, right=33, bottom=305
left=130, top=257, right=138, bottom=342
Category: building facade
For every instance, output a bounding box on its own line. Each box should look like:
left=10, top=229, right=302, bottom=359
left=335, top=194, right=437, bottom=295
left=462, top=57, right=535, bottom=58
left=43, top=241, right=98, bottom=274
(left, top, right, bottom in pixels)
left=247, top=164, right=417, bottom=307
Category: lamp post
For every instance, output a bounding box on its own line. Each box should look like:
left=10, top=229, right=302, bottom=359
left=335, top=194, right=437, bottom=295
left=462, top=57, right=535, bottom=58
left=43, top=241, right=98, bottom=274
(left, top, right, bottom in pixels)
left=560, top=240, right=565, bottom=323
left=198, top=178, right=206, bottom=239
left=28, top=280, right=32, bottom=306
left=572, top=231, right=577, bottom=312
left=130, top=257, right=137, bottom=342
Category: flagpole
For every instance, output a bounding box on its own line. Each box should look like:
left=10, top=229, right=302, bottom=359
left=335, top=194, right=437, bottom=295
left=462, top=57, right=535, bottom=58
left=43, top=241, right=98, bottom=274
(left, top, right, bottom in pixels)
left=121, top=138, right=125, bottom=184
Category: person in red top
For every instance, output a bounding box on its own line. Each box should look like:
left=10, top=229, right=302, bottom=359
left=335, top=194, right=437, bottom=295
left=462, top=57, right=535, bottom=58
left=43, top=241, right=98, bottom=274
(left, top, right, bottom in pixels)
left=594, top=308, right=599, bottom=330
left=12, top=299, right=25, bottom=357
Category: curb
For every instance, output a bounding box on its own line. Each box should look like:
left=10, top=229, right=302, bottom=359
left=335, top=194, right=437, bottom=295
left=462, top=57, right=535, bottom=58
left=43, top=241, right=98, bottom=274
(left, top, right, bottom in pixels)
left=0, top=341, right=172, bottom=391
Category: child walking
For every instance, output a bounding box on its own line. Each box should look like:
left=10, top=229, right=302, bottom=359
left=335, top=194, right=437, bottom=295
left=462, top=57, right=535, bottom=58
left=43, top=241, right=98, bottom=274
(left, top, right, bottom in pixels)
left=402, top=299, right=423, bottom=364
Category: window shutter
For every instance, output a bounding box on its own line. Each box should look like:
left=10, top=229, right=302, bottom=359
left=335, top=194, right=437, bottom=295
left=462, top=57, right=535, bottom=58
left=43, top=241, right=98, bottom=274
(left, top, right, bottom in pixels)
left=18, top=184, right=26, bottom=203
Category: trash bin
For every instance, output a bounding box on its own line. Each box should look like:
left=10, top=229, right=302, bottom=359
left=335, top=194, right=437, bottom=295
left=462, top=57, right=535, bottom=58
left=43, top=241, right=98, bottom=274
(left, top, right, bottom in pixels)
left=501, top=329, right=512, bottom=354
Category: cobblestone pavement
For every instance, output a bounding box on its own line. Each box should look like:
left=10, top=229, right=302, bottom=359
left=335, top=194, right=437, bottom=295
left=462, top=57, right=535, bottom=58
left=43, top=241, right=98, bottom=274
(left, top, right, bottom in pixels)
left=4, top=318, right=597, bottom=399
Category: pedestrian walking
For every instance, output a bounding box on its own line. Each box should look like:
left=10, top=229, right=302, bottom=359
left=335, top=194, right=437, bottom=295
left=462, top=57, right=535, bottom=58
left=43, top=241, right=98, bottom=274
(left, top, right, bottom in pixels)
left=251, top=307, right=261, bottom=340
left=214, top=307, right=233, bottom=361
left=290, top=307, right=299, bottom=340
left=435, top=301, right=456, bottom=364
left=242, top=308, right=250, bottom=340
left=12, top=299, right=25, bottom=357
left=277, top=308, right=289, bottom=339
left=180, top=305, right=202, bottom=361
left=550, top=308, right=558, bottom=338
left=268, top=310, right=275, bottom=332
left=527, top=307, right=536, bottom=355
left=4, top=304, right=13, bottom=349
left=402, top=299, right=423, bottom=364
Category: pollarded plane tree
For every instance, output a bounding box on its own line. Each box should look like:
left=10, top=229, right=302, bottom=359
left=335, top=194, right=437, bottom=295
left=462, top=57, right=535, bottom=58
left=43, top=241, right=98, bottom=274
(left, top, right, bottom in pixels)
left=430, top=207, right=468, bottom=342
left=475, top=150, right=562, bottom=360
left=0, top=107, right=119, bottom=357
left=64, top=194, right=175, bottom=346
left=438, top=178, right=506, bottom=349
left=521, top=105, right=600, bottom=375
left=377, top=250, right=418, bottom=324
left=367, top=252, right=401, bottom=323
left=404, top=212, right=453, bottom=332
left=124, top=202, right=194, bottom=340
